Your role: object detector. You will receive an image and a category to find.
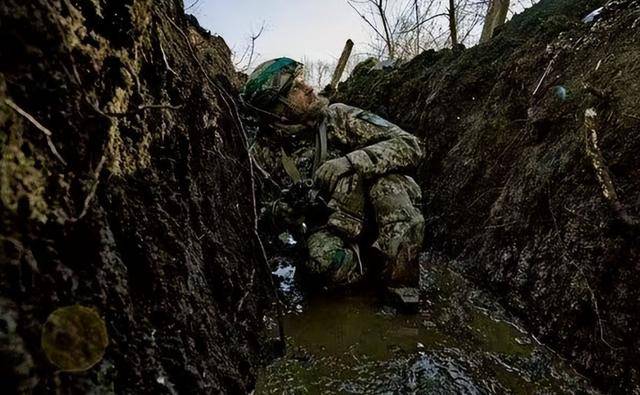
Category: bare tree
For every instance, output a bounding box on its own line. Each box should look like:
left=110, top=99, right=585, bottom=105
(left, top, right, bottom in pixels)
left=313, top=62, right=332, bottom=88
left=185, top=0, right=203, bottom=12
left=346, top=0, right=397, bottom=58
left=234, top=22, right=266, bottom=73
left=394, top=0, right=447, bottom=59
left=346, top=0, right=461, bottom=59
left=414, top=0, right=421, bottom=54
left=480, top=0, right=510, bottom=43
left=348, top=0, right=538, bottom=60
left=303, top=58, right=333, bottom=89
left=302, top=51, right=370, bottom=90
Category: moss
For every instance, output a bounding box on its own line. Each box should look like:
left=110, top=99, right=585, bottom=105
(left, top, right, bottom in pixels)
left=56, top=0, right=157, bottom=176
left=0, top=99, right=49, bottom=223
left=103, top=81, right=153, bottom=176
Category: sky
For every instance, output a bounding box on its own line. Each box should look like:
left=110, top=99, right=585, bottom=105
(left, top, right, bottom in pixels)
left=188, top=0, right=372, bottom=68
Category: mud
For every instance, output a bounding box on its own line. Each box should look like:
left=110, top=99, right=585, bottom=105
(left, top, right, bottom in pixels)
left=257, top=257, right=597, bottom=394
left=336, top=0, right=640, bottom=391
left=1, top=1, right=272, bottom=393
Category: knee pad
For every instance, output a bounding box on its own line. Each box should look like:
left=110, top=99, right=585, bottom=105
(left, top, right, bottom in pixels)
left=306, top=231, right=363, bottom=285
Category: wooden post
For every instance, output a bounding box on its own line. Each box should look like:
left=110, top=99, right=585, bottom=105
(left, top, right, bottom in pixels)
left=330, top=39, right=354, bottom=91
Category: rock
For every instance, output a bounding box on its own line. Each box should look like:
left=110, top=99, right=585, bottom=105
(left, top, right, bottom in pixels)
left=386, top=287, right=420, bottom=309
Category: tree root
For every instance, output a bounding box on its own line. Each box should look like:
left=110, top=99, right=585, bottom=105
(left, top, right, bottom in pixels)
left=5, top=99, right=67, bottom=166
left=67, top=151, right=107, bottom=223
left=583, top=108, right=639, bottom=229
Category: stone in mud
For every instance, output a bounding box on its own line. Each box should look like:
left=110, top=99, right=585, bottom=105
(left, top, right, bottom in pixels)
left=386, top=287, right=420, bottom=308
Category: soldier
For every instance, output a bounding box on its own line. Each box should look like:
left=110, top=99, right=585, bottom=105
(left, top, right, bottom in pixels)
left=244, top=57, right=424, bottom=298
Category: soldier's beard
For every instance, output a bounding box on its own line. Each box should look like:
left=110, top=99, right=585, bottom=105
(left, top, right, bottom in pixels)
left=283, top=96, right=329, bottom=125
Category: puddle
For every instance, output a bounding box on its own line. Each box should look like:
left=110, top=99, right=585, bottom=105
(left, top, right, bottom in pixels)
left=256, top=260, right=597, bottom=394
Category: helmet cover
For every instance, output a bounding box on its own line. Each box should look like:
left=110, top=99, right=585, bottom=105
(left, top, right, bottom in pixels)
left=243, top=57, right=304, bottom=109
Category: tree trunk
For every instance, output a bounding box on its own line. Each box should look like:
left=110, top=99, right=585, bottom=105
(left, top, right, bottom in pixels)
left=448, top=0, right=458, bottom=46
left=415, top=0, right=421, bottom=55
left=480, top=0, right=510, bottom=43
left=376, top=0, right=395, bottom=58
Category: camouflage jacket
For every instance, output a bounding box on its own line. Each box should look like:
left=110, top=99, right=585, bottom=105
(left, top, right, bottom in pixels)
left=253, top=103, right=422, bottom=186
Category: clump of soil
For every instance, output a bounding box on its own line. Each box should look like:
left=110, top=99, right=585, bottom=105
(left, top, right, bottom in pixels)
left=1, top=0, right=272, bottom=392
left=337, top=0, right=640, bottom=391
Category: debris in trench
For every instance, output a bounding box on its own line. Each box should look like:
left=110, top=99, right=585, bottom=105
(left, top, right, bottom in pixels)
left=386, top=287, right=420, bottom=309
left=552, top=85, right=568, bottom=101
left=372, top=59, right=397, bottom=70
left=583, top=7, right=604, bottom=23
left=278, top=232, right=297, bottom=246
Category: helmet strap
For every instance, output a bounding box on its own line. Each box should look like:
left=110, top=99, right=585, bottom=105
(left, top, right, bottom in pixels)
left=240, top=96, right=292, bottom=123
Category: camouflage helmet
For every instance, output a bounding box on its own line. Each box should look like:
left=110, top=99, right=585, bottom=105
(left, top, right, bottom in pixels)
left=243, top=57, right=304, bottom=110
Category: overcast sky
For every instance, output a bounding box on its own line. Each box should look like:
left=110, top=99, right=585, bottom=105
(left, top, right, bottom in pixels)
left=188, top=0, right=372, bottom=68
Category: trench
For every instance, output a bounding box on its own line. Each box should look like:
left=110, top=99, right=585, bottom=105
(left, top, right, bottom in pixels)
left=255, top=258, right=598, bottom=394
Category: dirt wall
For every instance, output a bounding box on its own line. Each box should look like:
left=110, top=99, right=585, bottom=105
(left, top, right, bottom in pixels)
left=1, top=0, right=271, bottom=393
left=337, top=0, right=640, bottom=391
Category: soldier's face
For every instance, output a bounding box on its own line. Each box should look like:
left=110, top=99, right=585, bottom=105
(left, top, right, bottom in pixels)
left=285, top=79, right=321, bottom=117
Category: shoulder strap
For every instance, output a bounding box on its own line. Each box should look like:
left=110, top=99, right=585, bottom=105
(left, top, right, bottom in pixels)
left=313, top=119, right=328, bottom=173
left=280, top=148, right=302, bottom=184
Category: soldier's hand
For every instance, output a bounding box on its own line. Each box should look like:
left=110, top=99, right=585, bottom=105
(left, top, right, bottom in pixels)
left=315, top=157, right=353, bottom=193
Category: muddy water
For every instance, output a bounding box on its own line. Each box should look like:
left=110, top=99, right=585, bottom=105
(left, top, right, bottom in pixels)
left=256, top=261, right=597, bottom=394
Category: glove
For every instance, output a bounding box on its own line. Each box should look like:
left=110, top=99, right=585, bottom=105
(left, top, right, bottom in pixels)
left=315, top=157, right=353, bottom=193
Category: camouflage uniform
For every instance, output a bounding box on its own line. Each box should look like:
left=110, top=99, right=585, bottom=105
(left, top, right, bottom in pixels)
left=255, top=103, right=424, bottom=287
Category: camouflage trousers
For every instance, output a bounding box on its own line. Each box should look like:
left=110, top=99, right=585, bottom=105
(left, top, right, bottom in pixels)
left=306, top=173, right=425, bottom=287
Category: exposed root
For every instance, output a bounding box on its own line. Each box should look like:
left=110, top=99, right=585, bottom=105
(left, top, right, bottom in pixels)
left=67, top=150, right=107, bottom=223
left=159, top=40, right=178, bottom=77
left=5, top=99, right=67, bottom=166
left=623, top=113, right=640, bottom=121
left=251, top=156, right=281, bottom=190
left=583, top=108, right=639, bottom=228
left=103, top=103, right=183, bottom=117
left=532, top=55, right=557, bottom=97
left=237, top=268, right=257, bottom=311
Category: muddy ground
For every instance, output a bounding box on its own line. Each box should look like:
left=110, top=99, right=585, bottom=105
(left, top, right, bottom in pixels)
left=1, top=0, right=273, bottom=393
left=337, top=0, right=640, bottom=391
left=258, top=256, right=599, bottom=394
